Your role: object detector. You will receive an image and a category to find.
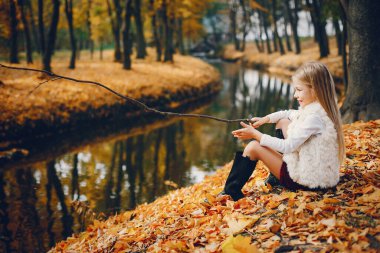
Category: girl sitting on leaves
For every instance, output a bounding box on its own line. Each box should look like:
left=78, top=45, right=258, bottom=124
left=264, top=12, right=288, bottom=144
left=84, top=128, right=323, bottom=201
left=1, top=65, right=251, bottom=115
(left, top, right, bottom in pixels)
left=220, top=61, right=345, bottom=201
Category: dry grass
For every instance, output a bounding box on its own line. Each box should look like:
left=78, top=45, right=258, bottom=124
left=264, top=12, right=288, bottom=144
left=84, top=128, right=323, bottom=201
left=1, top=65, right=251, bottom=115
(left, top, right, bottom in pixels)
left=0, top=48, right=220, bottom=140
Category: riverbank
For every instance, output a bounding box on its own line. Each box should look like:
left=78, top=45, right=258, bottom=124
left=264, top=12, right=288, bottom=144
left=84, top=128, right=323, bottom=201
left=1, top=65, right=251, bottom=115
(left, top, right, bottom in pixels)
left=0, top=48, right=221, bottom=145
left=50, top=119, right=380, bottom=252
left=222, top=38, right=344, bottom=84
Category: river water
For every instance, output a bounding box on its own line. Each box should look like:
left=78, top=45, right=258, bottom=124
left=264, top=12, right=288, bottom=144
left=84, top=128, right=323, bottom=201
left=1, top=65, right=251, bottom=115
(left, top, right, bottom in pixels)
left=0, top=61, right=295, bottom=252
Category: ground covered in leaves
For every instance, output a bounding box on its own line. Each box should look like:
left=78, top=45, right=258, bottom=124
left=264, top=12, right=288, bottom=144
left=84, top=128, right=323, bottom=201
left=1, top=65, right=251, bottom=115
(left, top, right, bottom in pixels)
left=50, top=120, right=380, bottom=253
left=222, top=38, right=344, bottom=85
left=0, top=48, right=220, bottom=142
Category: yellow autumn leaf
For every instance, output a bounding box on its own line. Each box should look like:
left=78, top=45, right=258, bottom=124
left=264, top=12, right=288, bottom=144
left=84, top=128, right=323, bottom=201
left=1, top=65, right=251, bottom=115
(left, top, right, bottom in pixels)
left=224, top=215, right=260, bottom=235
left=222, top=235, right=259, bottom=253
left=357, top=187, right=380, bottom=203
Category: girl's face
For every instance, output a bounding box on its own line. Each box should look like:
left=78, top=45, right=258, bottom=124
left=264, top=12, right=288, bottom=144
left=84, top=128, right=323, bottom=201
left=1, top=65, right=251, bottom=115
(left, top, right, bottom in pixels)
left=293, top=79, right=316, bottom=108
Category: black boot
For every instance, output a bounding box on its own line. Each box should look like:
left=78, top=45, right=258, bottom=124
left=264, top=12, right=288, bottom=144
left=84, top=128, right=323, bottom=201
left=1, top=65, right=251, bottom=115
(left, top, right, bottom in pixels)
left=222, top=151, right=257, bottom=201
left=265, top=129, right=284, bottom=187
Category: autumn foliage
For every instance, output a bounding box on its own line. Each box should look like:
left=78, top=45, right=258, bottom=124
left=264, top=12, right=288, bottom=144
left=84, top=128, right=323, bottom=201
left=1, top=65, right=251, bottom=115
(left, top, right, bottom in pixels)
left=49, top=120, right=380, bottom=253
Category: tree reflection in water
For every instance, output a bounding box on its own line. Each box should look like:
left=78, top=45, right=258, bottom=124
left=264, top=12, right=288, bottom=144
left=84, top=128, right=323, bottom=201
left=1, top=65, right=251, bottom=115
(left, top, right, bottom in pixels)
left=0, top=62, right=295, bottom=250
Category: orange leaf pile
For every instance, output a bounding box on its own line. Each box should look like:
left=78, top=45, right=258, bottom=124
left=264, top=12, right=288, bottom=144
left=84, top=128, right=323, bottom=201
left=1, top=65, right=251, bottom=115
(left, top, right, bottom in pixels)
left=49, top=120, right=380, bottom=253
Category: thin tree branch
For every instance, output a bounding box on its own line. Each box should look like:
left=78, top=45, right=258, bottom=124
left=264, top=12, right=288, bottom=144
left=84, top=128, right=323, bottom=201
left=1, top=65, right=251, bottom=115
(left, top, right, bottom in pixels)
left=1, top=64, right=251, bottom=123
left=26, top=76, right=62, bottom=97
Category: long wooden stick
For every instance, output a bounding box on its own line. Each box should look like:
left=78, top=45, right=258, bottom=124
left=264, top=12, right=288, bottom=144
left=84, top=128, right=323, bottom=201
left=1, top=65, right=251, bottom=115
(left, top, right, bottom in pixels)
left=0, top=63, right=251, bottom=123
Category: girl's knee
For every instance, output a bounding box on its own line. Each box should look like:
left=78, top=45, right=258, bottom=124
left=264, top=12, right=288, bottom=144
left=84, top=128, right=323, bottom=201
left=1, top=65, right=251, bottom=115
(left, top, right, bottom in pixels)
left=243, top=141, right=260, bottom=159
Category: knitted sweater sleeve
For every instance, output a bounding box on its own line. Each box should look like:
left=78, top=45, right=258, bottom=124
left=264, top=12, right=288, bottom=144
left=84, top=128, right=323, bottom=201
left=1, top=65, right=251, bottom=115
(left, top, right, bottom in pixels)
left=260, top=114, right=324, bottom=153
left=266, top=109, right=298, bottom=123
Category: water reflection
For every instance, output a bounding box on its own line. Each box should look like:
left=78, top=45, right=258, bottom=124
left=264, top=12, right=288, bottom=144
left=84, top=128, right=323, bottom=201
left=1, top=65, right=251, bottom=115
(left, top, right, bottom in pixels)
left=1, top=62, right=295, bottom=251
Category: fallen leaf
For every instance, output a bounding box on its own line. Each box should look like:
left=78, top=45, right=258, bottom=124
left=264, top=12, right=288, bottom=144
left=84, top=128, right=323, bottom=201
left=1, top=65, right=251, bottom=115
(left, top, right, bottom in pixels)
left=221, top=235, right=259, bottom=253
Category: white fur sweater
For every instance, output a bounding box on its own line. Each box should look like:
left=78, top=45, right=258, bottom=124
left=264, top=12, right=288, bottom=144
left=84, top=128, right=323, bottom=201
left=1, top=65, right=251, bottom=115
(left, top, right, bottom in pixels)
left=260, top=102, right=340, bottom=189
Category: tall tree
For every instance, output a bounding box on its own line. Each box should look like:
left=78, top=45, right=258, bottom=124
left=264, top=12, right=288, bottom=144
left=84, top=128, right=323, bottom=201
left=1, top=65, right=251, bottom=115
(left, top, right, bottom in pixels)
left=162, top=0, right=174, bottom=62
left=86, top=0, right=94, bottom=59
left=42, top=0, right=60, bottom=72
left=65, top=0, right=76, bottom=68
left=106, top=0, right=122, bottom=62
left=133, top=0, right=147, bottom=58
left=284, top=0, right=301, bottom=53
left=38, top=0, right=45, bottom=55
left=122, top=0, right=133, bottom=69
left=259, top=10, right=272, bottom=53
left=26, top=0, right=40, bottom=54
left=271, top=0, right=285, bottom=54
left=332, top=18, right=342, bottom=55
left=340, top=0, right=380, bottom=122
left=239, top=0, right=249, bottom=52
left=340, top=2, right=348, bottom=90
left=306, top=0, right=329, bottom=58
left=9, top=0, right=19, bottom=63
left=150, top=0, right=162, bottom=61
left=176, top=16, right=185, bottom=54
left=229, top=0, right=240, bottom=51
left=17, top=0, right=33, bottom=63
left=282, top=3, right=292, bottom=52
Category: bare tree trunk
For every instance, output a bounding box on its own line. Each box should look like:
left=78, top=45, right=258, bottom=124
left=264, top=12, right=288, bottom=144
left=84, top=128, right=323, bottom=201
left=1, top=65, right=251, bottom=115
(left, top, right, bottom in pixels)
left=259, top=11, right=272, bottom=54
left=100, top=39, right=103, bottom=60
left=9, top=0, right=19, bottom=63
left=38, top=0, right=45, bottom=55
left=176, top=17, right=185, bottom=54
left=113, top=0, right=123, bottom=61
left=333, top=18, right=342, bottom=56
left=134, top=0, right=147, bottom=59
left=26, top=0, right=40, bottom=54
left=230, top=1, right=240, bottom=51
left=42, top=0, right=60, bottom=72
left=162, top=0, right=174, bottom=62
left=86, top=0, right=94, bottom=59
left=106, top=0, right=122, bottom=62
left=239, top=0, right=249, bottom=52
left=285, top=0, right=301, bottom=54
left=307, top=0, right=329, bottom=58
left=282, top=6, right=292, bottom=52
left=123, top=0, right=133, bottom=69
left=150, top=0, right=162, bottom=61
left=282, top=0, right=293, bottom=52
left=65, top=0, right=76, bottom=69
left=341, top=0, right=380, bottom=122
left=17, top=0, right=33, bottom=63
left=340, top=5, right=348, bottom=92
left=272, top=0, right=285, bottom=54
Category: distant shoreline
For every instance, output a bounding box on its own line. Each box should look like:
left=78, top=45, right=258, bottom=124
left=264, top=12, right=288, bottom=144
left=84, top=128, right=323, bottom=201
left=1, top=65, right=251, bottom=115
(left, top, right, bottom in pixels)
left=0, top=48, right=221, bottom=145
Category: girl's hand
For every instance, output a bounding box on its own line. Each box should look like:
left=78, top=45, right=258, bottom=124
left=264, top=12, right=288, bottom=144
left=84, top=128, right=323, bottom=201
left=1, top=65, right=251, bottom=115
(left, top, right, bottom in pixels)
left=232, top=122, right=263, bottom=141
left=250, top=116, right=270, bottom=128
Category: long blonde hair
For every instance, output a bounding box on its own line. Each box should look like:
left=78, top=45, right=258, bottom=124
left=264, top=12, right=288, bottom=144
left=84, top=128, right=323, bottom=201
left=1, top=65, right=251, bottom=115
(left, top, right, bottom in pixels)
left=292, top=61, right=345, bottom=164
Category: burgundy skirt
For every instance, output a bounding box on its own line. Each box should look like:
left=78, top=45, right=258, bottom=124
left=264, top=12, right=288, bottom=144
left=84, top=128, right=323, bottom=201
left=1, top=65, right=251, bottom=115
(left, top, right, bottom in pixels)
left=279, top=162, right=326, bottom=191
